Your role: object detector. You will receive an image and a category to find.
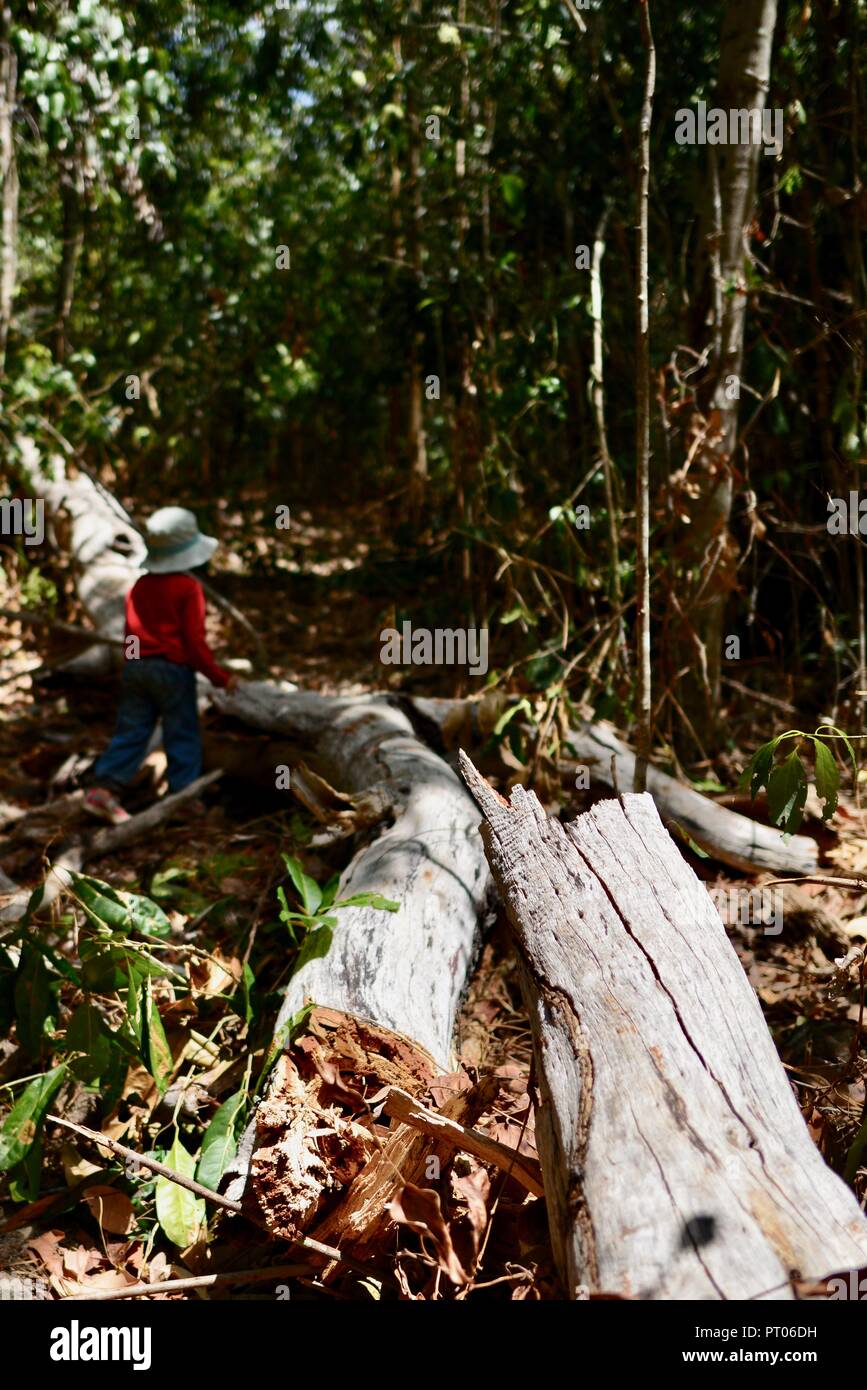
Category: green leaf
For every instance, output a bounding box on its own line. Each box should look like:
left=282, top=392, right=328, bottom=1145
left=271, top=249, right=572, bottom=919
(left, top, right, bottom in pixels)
left=155, top=1133, right=206, bottom=1248
left=293, top=923, right=333, bottom=975
left=319, top=873, right=342, bottom=910
left=70, top=874, right=171, bottom=938
left=500, top=173, right=525, bottom=210
left=0, top=1064, right=67, bottom=1171
left=65, top=1003, right=112, bottom=1083
left=767, top=751, right=808, bottom=835
left=812, top=739, right=839, bottom=822
left=142, top=979, right=173, bottom=1094
left=493, top=699, right=532, bottom=738
left=738, top=738, right=777, bottom=800
left=14, top=944, right=50, bottom=1055
left=281, top=854, right=322, bottom=915
left=196, top=1091, right=246, bottom=1191
left=334, top=892, right=400, bottom=912
left=9, top=1130, right=44, bottom=1202
left=815, top=724, right=859, bottom=782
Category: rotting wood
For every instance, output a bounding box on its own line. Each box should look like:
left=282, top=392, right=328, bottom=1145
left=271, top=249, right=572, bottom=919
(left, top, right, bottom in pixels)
left=459, top=751, right=867, bottom=1300
left=309, top=1073, right=501, bottom=1261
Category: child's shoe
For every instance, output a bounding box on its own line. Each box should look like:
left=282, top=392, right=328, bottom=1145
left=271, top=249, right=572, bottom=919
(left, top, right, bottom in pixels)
left=84, top=787, right=131, bottom=825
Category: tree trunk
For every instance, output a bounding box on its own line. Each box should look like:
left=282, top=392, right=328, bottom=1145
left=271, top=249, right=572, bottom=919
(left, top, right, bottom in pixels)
left=680, top=0, right=779, bottom=746
left=54, top=152, right=86, bottom=363
left=405, top=0, right=428, bottom=517
left=21, top=441, right=145, bottom=672
left=634, top=2, right=655, bottom=790
left=0, top=2, right=18, bottom=380
left=217, top=683, right=493, bottom=1225
left=459, top=755, right=867, bottom=1300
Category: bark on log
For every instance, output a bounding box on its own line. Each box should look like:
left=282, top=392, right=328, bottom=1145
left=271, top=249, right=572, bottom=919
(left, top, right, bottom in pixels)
left=217, top=683, right=493, bottom=1218
left=459, top=753, right=867, bottom=1300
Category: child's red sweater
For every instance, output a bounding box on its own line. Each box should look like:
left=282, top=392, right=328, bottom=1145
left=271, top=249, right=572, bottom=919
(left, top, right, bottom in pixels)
left=125, top=573, right=231, bottom=688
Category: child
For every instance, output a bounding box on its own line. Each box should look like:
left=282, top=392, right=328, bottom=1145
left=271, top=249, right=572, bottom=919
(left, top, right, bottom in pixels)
left=85, top=506, right=239, bottom=824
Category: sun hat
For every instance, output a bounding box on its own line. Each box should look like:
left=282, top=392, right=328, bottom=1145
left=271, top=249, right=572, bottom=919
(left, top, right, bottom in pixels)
left=143, top=506, right=219, bottom=574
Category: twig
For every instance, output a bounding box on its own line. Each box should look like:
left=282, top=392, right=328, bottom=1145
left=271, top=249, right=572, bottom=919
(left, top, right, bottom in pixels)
left=87, top=770, right=224, bottom=855
left=64, top=1264, right=311, bottom=1301
left=763, top=875, right=867, bottom=892
left=48, top=1115, right=385, bottom=1278
left=199, top=577, right=267, bottom=672
left=721, top=676, right=797, bottom=715
left=48, top=1114, right=245, bottom=1212
left=0, top=606, right=124, bottom=648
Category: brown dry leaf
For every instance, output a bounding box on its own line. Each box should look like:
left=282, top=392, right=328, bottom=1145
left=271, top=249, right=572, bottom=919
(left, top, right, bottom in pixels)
left=75, top=1267, right=137, bottom=1293
left=388, top=1182, right=468, bottom=1286
left=26, top=1229, right=68, bottom=1281
left=452, top=1167, right=491, bottom=1263
left=83, top=1185, right=136, bottom=1236
left=62, top=1244, right=103, bottom=1281
left=428, top=1071, right=471, bottom=1109
left=189, top=949, right=241, bottom=999
left=310, top=1052, right=367, bottom=1110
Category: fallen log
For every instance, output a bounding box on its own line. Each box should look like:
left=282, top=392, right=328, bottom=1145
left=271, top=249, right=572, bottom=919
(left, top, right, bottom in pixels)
left=412, top=699, right=820, bottom=876
left=218, top=683, right=494, bottom=1222
left=563, top=720, right=818, bottom=876
left=20, top=440, right=145, bottom=673
left=459, top=752, right=867, bottom=1300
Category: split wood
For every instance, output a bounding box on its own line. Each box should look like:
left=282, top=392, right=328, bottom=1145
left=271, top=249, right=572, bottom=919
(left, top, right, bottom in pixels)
left=382, top=1087, right=544, bottom=1197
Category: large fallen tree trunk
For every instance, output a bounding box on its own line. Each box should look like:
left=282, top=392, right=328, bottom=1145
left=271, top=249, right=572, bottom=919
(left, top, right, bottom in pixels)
left=459, top=753, right=867, bottom=1300
left=20, top=439, right=145, bottom=673
left=12, top=457, right=819, bottom=879
left=217, top=684, right=493, bottom=1224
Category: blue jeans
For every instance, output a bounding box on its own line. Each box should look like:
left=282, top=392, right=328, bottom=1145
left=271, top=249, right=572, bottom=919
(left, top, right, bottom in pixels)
left=94, top=657, right=201, bottom=794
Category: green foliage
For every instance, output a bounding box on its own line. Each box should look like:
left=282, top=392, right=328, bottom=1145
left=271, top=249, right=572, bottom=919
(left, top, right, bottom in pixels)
left=276, top=853, right=398, bottom=971
left=739, top=726, right=857, bottom=835
left=155, top=1132, right=206, bottom=1248
left=19, top=566, right=58, bottom=612
left=0, top=1065, right=67, bottom=1173
left=196, top=1088, right=247, bottom=1192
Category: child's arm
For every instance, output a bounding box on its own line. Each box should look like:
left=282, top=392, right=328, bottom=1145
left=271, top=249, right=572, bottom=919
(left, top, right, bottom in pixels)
left=178, top=580, right=234, bottom=688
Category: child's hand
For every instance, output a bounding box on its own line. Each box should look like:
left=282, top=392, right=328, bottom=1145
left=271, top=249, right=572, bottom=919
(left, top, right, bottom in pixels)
left=224, top=674, right=241, bottom=693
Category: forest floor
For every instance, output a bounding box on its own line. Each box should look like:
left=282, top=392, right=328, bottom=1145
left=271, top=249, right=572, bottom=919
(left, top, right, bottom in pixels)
left=1, top=498, right=866, bottom=1299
